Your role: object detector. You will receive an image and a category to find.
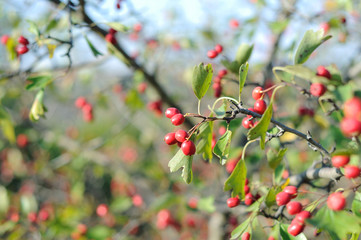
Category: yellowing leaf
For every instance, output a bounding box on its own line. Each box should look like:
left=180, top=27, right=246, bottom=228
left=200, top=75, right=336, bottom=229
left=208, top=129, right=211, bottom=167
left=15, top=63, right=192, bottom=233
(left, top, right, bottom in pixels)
left=47, top=44, right=56, bottom=59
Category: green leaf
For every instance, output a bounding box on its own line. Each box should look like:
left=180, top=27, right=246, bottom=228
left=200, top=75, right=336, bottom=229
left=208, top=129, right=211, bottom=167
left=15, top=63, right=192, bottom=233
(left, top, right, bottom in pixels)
left=84, top=35, right=103, bottom=57
left=213, top=130, right=232, bottom=164
left=265, top=187, right=277, bottom=208
left=267, top=148, right=288, bottom=169
left=224, top=159, right=247, bottom=198
left=125, top=89, right=144, bottom=110
left=0, top=107, right=15, bottom=144
left=5, top=38, right=17, bottom=61
left=168, top=149, right=193, bottom=184
left=231, top=218, right=251, bottom=239
left=307, top=206, right=361, bottom=239
left=25, top=75, right=53, bottom=91
left=273, top=65, right=342, bottom=86
left=269, top=20, right=289, bottom=34
left=196, top=122, right=214, bottom=161
left=235, top=43, right=254, bottom=65
left=197, top=197, right=216, bottom=213
left=352, top=192, right=361, bottom=218
left=221, top=59, right=240, bottom=74
left=239, top=62, right=249, bottom=102
left=104, top=22, right=129, bottom=32
left=27, top=20, right=40, bottom=37
left=45, top=19, right=58, bottom=33
left=274, top=164, right=285, bottom=184
left=107, top=43, right=130, bottom=66
left=86, top=225, right=113, bottom=240
left=29, top=90, right=47, bottom=122
left=280, top=224, right=307, bottom=240
left=294, top=29, right=332, bottom=64
left=0, top=186, right=9, bottom=214
left=192, top=63, right=213, bottom=100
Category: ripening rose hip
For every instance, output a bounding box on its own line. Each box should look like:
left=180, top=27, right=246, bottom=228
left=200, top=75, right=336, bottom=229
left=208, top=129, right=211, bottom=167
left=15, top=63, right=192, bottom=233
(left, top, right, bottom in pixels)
left=175, top=129, right=189, bottom=143
left=316, top=66, right=331, bottom=79
left=181, top=140, right=196, bottom=156
left=214, top=44, right=223, bottom=54
left=331, top=155, right=350, bottom=168
left=286, top=201, right=303, bottom=215
left=327, top=192, right=346, bottom=211
left=171, top=113, right=185, bottom=126
left=310, top=83, right=326, bottom=97
left=344, top=97, right=361, bottom=120
left=340, top=118, right=361, bottom=137
left=276, top=192, right=291, bottom=206
left=165, top=107, right=180, bottom=119
left=227, top=197, right=240, bottom=208
left=344, top=165, right=361, bottom=178
left=207, top=50, right=218, bottom=59
left=252, top=87, right=263, bottom=100
left=254, top=99, right=267, bottom=114
left=164, top=132, right=177, bottom=145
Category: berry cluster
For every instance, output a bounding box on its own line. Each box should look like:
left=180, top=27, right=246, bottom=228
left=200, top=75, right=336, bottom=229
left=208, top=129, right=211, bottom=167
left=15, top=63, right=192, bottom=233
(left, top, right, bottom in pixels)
left=212, top=69, right=228, bottom=98
left=242, top=86, right=267, bottom=129
left=331, top=154, right=360, bottom=178
left=16, top=35, right=30, bottom=55
left=276, top=186, right=311, bottom=236
left=164, top=108, right=196, bottom=156
left=310, top=66, right=331, bottom=97
left=156, top=209, right=180, bottom=230
left=207, top=44, right=223, bottom=59
left=148, top=100, right=162, bottom=116
left=75, top=97, right=94, bottom=122
left=226, top=179, right=259, bottom=208
left=340, top=96, right=361, bottom=137
left=105, top=28, right=117, bottom=45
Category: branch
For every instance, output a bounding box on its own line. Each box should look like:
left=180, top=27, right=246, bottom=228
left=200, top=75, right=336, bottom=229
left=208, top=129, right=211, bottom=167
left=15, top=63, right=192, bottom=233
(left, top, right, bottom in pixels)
left=289, top=167, right=343, bottom=187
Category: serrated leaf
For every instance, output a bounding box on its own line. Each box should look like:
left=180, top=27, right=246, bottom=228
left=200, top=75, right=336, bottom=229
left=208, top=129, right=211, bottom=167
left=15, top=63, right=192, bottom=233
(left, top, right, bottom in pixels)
left=231, top=218, right=251, bottom=239
left=235, top=43, right=253, bottom=65
left=29, top=90, right=47, bottom=122
left=104, top=22, right=129, bottom=32
left=280, top=224, right=307, bottom=240
left=25, top=75, right=52, bottom=91
left=27, top=20, right=40, bottom=37
left=352, top=192, right=361, bottom=218
left=192, top=63, right=213, bottom=100
left=265, top=187, right=276, bottom=207
left=196, top=122, right=214, bottom=161
left=0, top=107, right=15, bottom=144
left=197, top=197, right=216, bottom=213
left=84, top=35, right=103, bottom=57
left=273, top=65, right=342, bottom=86
left=221, top=59, right=240, bottom=74
left=224, top=159, right=247, bottom=198
left=168, top=149, right=193, bottom=184
left=307, top=206, right=361, bottom=239
left=294, top=29, right=332, bottom=64
left=125, top=89, right=144, bottom=109
left=213, top=130, right=232, bottom=164
left=239, top=62, right=249, bottom=102
left=45, top=19, right=58, bottom=33
left=267, top=148, right=287, bottom=169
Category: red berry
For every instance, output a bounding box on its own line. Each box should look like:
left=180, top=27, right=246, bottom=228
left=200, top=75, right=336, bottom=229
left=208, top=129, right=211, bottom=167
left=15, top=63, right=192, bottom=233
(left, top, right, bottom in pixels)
left=207, top=50, right=218, bottom=59
left=116, top=3, right=121, bottom=9
left=137, top=82, right=147, bottom=94
left=214, top=44, right=223, bottom=54
left=254, top=99, right=267, bottom=114
left=109, top=28, right=117, bottom=34
left=344, top=165, right=361, bottom=178
left=340, top=118, right=361, bottom=137
left=244, top=193, right=254, bottom=205
left=252, top=87, right=263, bottom=100
left=165, top=107, right=180, bottom=119
left=171, top=113, right=185, bottom=126
left=218, top=69, right=228, bottom=78
left=288, top=223, right=305, bottom=236
left=16, top=45, right=29, bottom=55
left=218, top=126, right=226, bottom=135
left=242, top=232, right=250, bottom=240
left=245, top=178, right=249, bottom=185
left=75, top=97, right=87, bottom=108
left=242, top=117, right=254, bottom=129
left=227, top=197, right=240, bottom=208
left=276, top=192, right=291, bottom=206
left=229, top=19, right=239, bottom=29
left=286, top=201, right=303, bottom=215
left=156, top=209, right=172, bottom=229
left=188, top=198, right=198, bottom=209
left=83, top=112, right=93, bottom=122
left=181, top=140, right=196, bottom=156
left=133, top=23, right=142, bottom=32
left=226, top=159, right=238, bottom=173
left=327, top=192, right=346, bottom=211
left=213, top=83, right=222, bottom=98
left=105, top=33, right=117, bottom=45
left=331, top=155, right=350, bottom=168
left=295, top=211, right=311, bottom=224
left=213, top=76, right=221, bottom=84
left=320, top=22, right=330, bottom=34
left=1, top=35, right=9, bottom=45
left=132, top=194, right=143, bottom=207
left=82, top=103, right=93, bottom=114
left=284, top=186, right=298, bottom=199
left=38, top=209, right=49, bottom=221
left=316, top=66, right=331, bottom=79
left=244, top=185, right=250, bottom=194
left=17, top=134, right=29, bottom=148
left=27, top=212, right=37, bottom=223
left=310, top=83, right=326, bottom=97
left=344, top=97, right=361, bottom=120
left=77, top=224, right=87, bottom=235
left=164, top=132, right=177, bottom=145
left=96, top=204, right=108, bottom=217
left=298, top=107, right=314, bottom=117
left=175, top=129, right=189, bottom=143
left=18, top=35, right=29, bottom=45
left=268, top=237, right=275, bottom=240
